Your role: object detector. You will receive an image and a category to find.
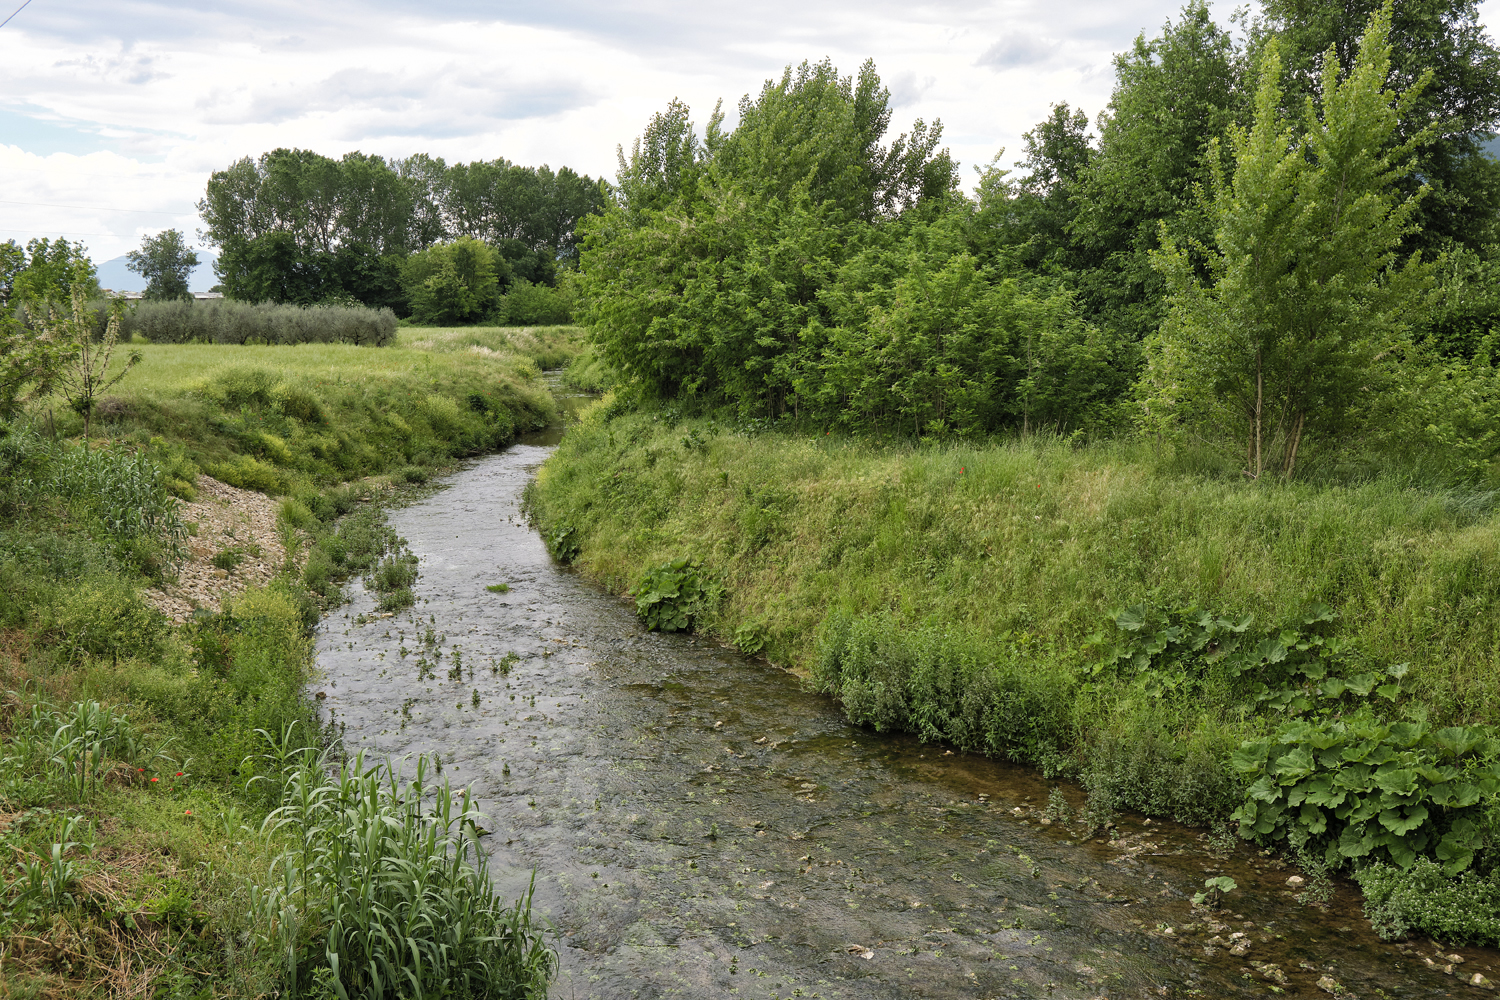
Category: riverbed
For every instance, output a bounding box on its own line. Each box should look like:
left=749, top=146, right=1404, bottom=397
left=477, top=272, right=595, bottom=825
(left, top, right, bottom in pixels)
left=311, top=441, right=1495, bottom=999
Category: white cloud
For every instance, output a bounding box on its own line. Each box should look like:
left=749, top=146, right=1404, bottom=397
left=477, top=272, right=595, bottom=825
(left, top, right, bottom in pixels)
left=2, top=0, right=1496, bottom=262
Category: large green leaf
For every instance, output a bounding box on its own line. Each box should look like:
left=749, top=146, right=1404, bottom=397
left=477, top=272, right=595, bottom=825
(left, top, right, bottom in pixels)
left=1378, top=803, right=1428, bottom=836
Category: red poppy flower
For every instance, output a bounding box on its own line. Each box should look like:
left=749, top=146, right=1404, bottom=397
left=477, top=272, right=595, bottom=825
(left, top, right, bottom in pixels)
left=151, top=777, right=159, bottom=783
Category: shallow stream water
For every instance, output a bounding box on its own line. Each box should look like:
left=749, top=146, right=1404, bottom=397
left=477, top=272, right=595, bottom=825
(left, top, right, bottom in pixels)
left=312, top=438, right=1497, bottom=999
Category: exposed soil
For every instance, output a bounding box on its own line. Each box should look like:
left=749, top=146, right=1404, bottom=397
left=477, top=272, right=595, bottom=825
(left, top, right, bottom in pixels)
left=145, top=476, right=288, bottom=622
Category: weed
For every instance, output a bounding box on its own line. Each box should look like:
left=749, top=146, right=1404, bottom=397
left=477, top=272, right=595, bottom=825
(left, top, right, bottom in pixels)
left=486, top=582, right=511, bottom=593
left=634, top=557, right=716, bottom=632
left=1192, top=876, right=1238, bottom=909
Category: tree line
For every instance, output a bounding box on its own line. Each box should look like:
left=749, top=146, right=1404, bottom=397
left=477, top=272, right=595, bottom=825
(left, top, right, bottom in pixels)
left=579, top=0, right=1500, bottom=480
left=198, top=149, right=608, bottom=322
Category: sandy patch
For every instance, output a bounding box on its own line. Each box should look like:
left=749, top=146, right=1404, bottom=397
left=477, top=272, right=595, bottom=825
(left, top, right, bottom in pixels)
left=146, top=477, right=289, bottom=622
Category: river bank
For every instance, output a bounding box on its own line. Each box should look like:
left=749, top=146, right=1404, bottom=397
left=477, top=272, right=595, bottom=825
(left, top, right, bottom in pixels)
left=318, top=439, right=1500, bottom=998
left=0, top=326, right=576, bottom=996
left=524, top=398, right=1500, bottom=950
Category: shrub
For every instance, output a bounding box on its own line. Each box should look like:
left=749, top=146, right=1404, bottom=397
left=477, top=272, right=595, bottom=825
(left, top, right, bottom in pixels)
left=207, top=455, right=285, bottom=494
left=497, top=278, right=573, bottom=325
left=1231, top=707, right=1500, bottom=873
left=1356, top=858, right=1500, bottom=946
left=123, top=299, right=397, bottom=346
left=814, top=611, right=1075, bottom=769
left=634, top=557, right=716, bottom=632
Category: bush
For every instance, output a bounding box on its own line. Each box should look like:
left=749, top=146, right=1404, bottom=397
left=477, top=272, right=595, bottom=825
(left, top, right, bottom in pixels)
left=814, top=611, right=1075, bottom=769
left=634, top=557, right=716, bottom=632
left=1356, top=858, right=1500, bottom=945
left=122, top=299, right=397, bottom=346
left=498, top=278, right=574, bottom=325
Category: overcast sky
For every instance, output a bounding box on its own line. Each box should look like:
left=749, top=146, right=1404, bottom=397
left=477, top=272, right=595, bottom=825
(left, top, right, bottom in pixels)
left=3, top=0, right=1498, bottom=265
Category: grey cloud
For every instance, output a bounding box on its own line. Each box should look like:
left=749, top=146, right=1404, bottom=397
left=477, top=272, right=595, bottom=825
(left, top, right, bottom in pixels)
left=976, top=34, right=1058, bottom=71
left=887, top=71, right=935, bottom=109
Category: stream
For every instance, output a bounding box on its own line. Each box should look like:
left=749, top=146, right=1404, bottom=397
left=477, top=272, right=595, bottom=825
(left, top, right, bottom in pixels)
left=311, top=436, right=1497, bottom=999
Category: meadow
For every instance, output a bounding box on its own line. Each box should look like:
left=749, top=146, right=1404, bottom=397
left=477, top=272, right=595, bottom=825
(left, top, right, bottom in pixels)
left=0, top=326, right=579, bottom=997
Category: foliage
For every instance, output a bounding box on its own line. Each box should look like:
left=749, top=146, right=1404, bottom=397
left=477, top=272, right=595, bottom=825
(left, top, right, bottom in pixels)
left=1355, top=858, right=1500, bottom=945
left=1231, top=708, right=1500, bottom=873
left=1066, top=1, right=1245, bottom=342
left=813, top=611, right=1074, bottom=769
left=1145, top=6, right=1438, bottom=477
left=126, top=229, right=200, bottom=301
left=198, top=147, right=605, bottom=309
left=246, top=735, right=555, bottom=998
left=35, top=278, right=141, bottom=439
left=498, top=277, right=574, bottom=325
left=8, top=237, right=100, bottom=304
left=124, top=296, right=398, bottom=346
left=1192, top=875, right=1238, bottom=907
left=1254, top=0, right=1500, bottom=251
left=401, top=237, right=504, bottom=325
left=634, top=556, right=715, bottom=632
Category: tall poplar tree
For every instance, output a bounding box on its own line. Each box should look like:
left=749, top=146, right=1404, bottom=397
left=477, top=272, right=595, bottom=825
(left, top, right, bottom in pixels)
left=1144, top=2, right=1437, bottom=477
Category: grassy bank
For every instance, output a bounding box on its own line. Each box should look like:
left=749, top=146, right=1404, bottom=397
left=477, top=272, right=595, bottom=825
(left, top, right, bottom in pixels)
left=528, top=399, right=1500, bottom=940
left=0, top=326, right=575, bottom=996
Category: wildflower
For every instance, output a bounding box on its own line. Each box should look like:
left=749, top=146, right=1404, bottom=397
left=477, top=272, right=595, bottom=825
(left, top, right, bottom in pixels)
left=175, top=772, right=184, bottom=777
left=184, top=810, right=193, bottom=816
left=151, top=777, right=159, bottom=783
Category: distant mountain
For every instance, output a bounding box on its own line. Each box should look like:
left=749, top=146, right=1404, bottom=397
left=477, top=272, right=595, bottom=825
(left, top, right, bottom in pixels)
left=1485, top=136, right=1500, bottom=160
left=95, top=251, right=219, bottom=295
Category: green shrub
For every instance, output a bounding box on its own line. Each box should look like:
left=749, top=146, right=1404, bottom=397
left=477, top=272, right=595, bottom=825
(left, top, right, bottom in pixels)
left=634, top=557, right=716, bottom=632
left=497, top=278, right=573, bottom=325
left=123, top=299, right=397, bottom=346
left=1356, top=858, right=1500, bottom=945
left=814, top=611, right=1075, bottom=769
left=277, top=498, right=317, bottom=531
left=1231, top=707, right=1500, bottom=873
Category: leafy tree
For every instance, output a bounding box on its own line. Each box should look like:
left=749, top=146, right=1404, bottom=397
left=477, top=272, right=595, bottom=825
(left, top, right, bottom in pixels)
left=401, top=238, right=504, bottom=325
left=126, top=229, right=199, bottom=301
left=0, top=241, right=64, bottom=424
left=11, top=238, right=100, bottom=303
left=1255, top=0, right=1500, bottom=249
left=34, top=263, right=140, bottom=441
left=976, top=103, right=1093, bottom=269
left=1144, top=3, right=1437, bottom=477
left=1070, top=1, right=1247, bottom=342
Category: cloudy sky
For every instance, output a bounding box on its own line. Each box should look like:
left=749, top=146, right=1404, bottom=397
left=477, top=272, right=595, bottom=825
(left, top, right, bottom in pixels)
left=3, top=0, right=1499, bottom=266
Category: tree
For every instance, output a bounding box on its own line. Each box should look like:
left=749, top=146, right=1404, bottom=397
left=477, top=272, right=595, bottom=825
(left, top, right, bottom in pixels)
left=1255, top=0, right=1500, bottom=250
left=1069, top=1, right=1247, bottom=342
left=11, top=238, right=99, bottom=303
left=1144, top=3, right=1436, bottom=477
left=976, top=103, right=1094, bottom=268
left=36, top=264, right=141, bottom=441
left=401, top=238, right=504, bottom=325
left=0, top=241, right=65, bottom=425
left=126, top=229, right=199, bottom=301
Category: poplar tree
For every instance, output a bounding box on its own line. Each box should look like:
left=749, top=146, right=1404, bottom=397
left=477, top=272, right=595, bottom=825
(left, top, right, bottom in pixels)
left=1144, top=2, right=1436, bottom=477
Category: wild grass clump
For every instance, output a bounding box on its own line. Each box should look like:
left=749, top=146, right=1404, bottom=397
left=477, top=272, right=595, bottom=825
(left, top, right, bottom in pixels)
left=247, top=730, right=555, bottom=998
left=124, top=298, right=398, bottom=346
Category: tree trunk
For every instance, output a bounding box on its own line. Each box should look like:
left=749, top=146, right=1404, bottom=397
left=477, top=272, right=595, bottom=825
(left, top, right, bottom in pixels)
left=1283, top=411, right=1306, bottom=478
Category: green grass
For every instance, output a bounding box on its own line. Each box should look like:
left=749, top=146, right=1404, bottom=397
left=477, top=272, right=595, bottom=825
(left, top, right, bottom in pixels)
left=528, top=400, right=1500, bottom=832
left=24, top=325, right=585, bottom=498
left=0, top=328, right=581, bottom=996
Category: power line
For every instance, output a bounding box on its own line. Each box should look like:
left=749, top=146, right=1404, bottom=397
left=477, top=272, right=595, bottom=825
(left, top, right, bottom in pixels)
left=0, top=0, right=34, bottom=30
left=0, top=198, right=188, bottom=216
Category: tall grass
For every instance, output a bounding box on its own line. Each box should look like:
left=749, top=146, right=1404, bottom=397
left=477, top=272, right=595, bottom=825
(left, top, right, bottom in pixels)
left=249, top=728, right=554, bottom=999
